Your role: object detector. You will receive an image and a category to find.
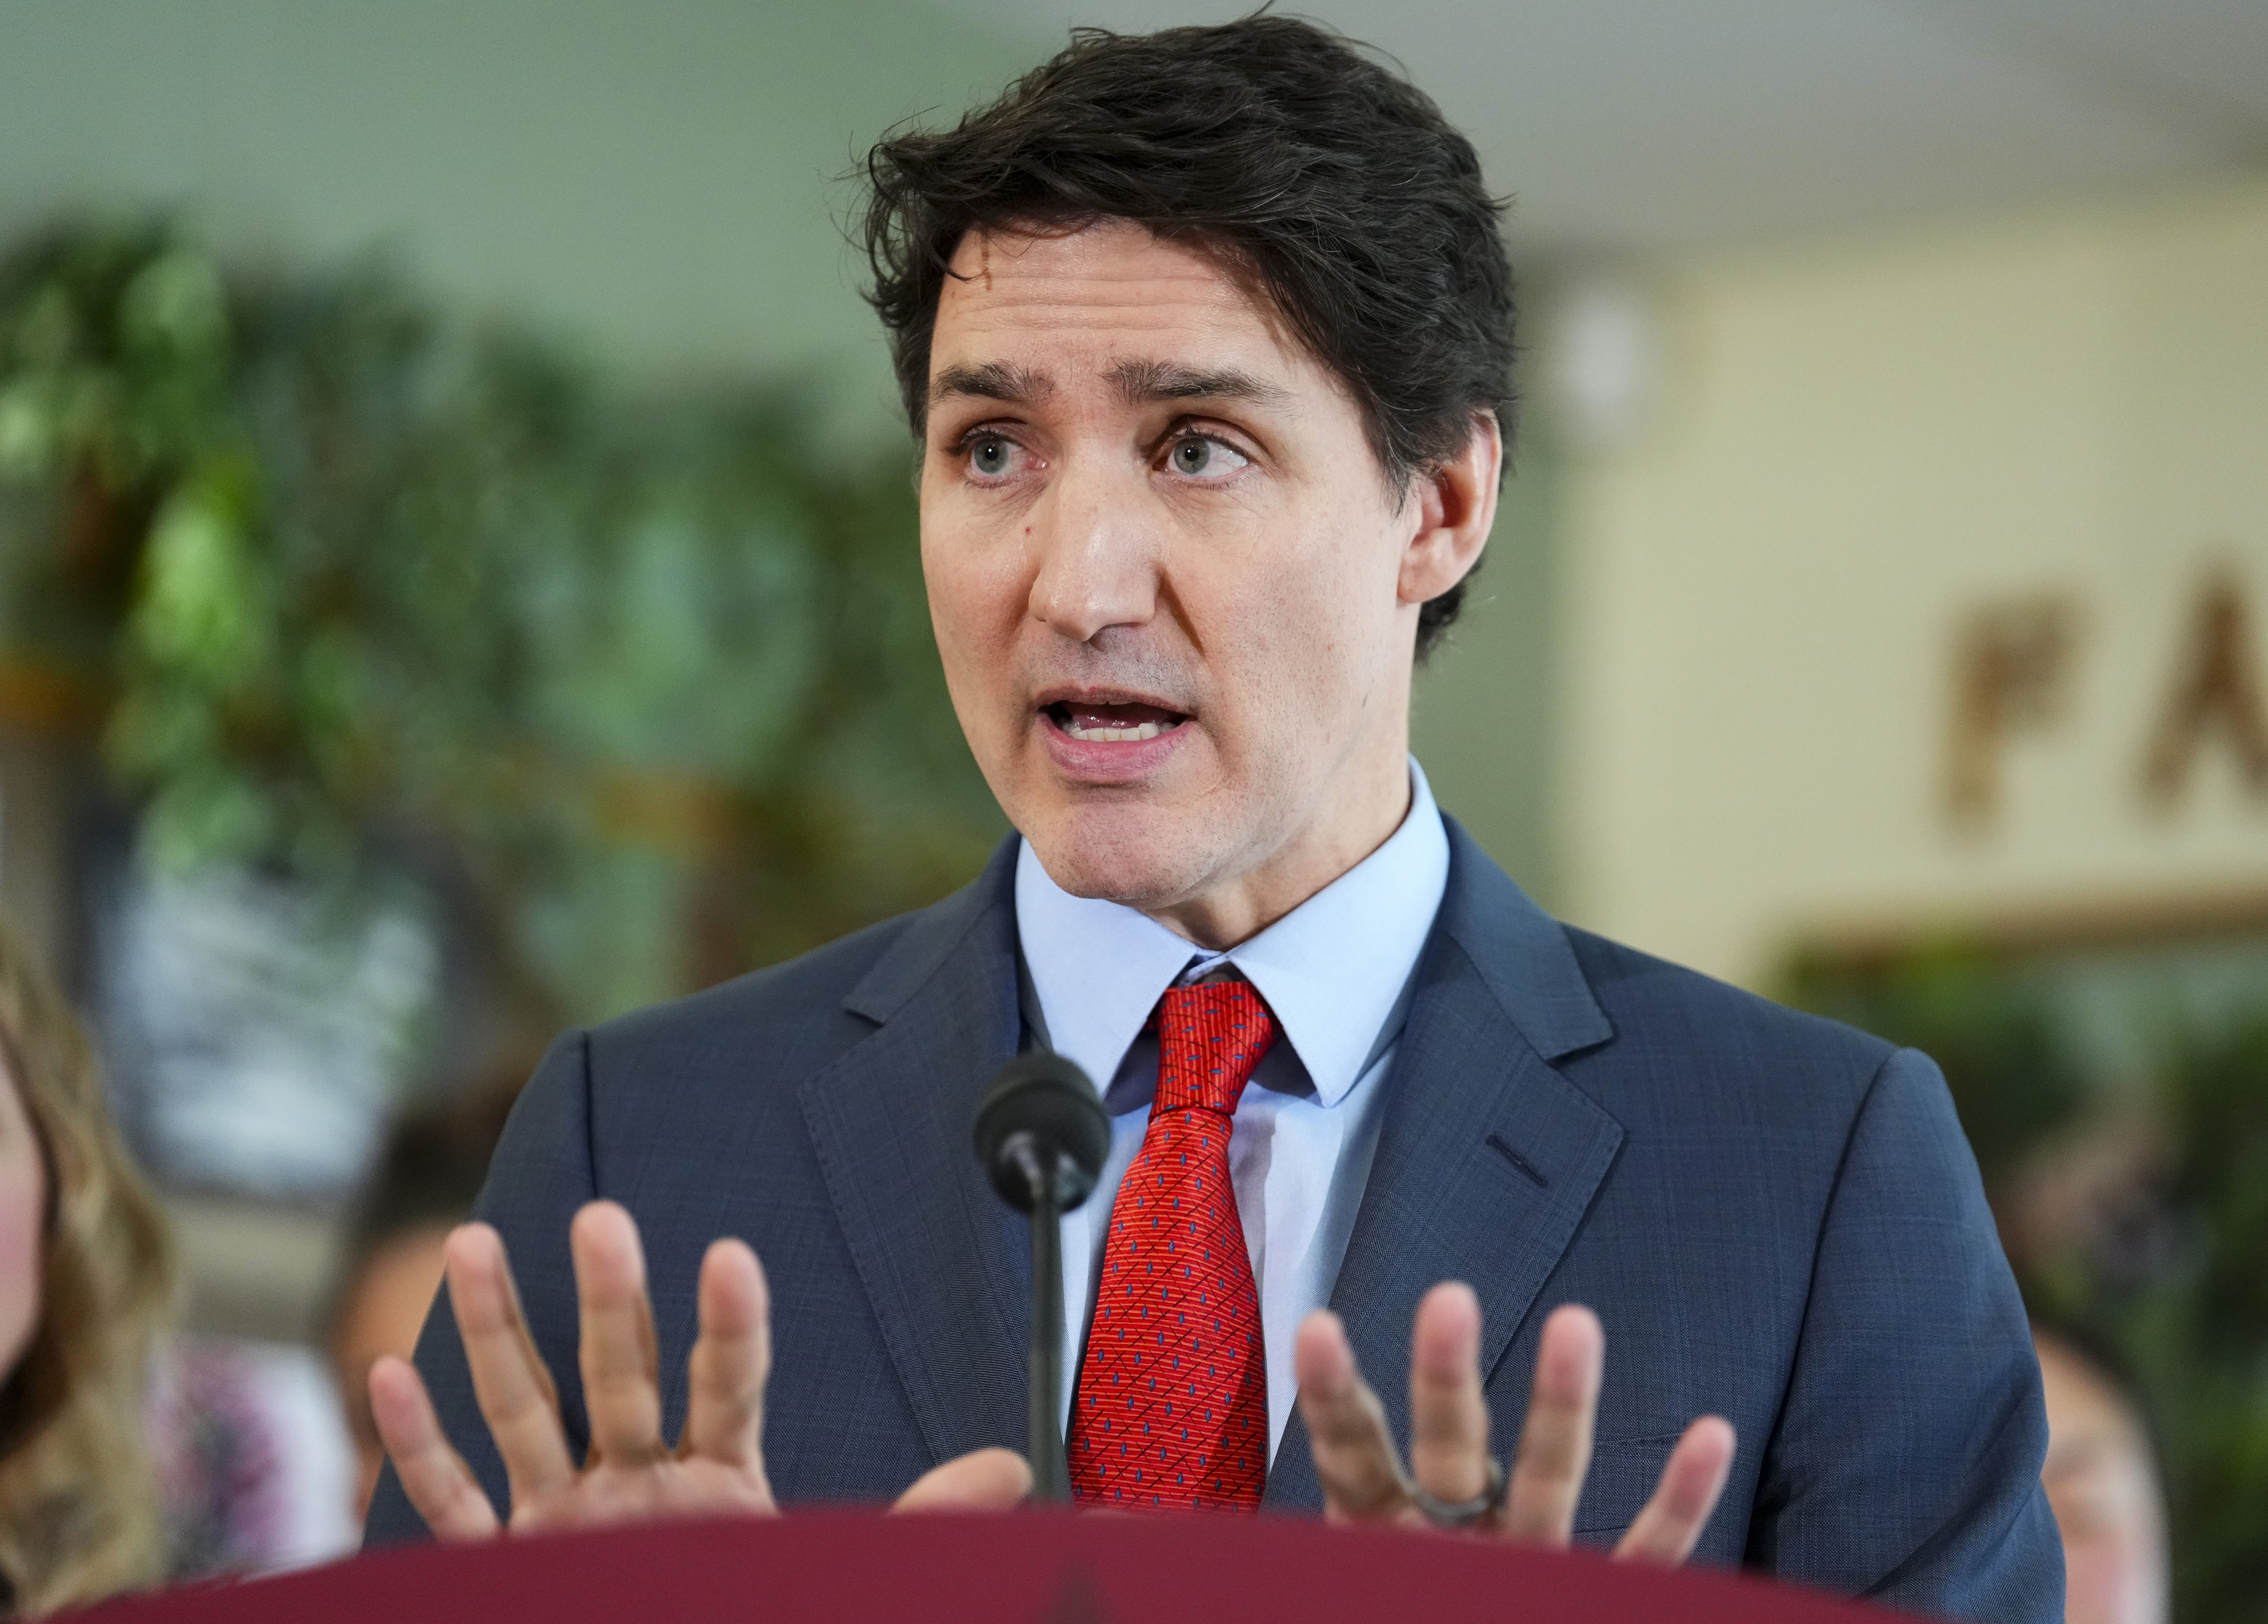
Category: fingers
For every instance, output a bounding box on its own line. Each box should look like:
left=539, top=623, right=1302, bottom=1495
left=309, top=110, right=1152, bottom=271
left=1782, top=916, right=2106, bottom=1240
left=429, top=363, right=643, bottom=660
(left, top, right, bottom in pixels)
left=893, top=1447, right=1033, bottom=1514
left=1615, top=1416, right=1736, bottom=1567
left=572, top=1201, right=669, bottom=1468
left=368, top=1356, right=501, bottom=1541
left=1408, top=1282, right=1492, bottom=1508
left=1501, top=1303, right=1603, bottom=1546
left=680, top=1238, right=773, bottom=1495
left=1294, top=1309, right=1414, bottom=1523
left=447, top=1222, right=577, bottom=1508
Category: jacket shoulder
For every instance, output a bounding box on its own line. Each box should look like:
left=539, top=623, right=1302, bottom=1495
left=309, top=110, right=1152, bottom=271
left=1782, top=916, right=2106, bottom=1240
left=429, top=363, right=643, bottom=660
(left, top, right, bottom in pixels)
left=1560, top=925, right=1901, bottom=1112
left=586, top=910, right=917, bottom=1074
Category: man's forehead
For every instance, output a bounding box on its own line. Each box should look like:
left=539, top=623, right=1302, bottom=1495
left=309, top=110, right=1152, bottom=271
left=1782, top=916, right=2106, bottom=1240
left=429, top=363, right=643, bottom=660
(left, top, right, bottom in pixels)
left=928, top=222, right=1310, bottom=395
left=940, top=220, right=1238, bottom=302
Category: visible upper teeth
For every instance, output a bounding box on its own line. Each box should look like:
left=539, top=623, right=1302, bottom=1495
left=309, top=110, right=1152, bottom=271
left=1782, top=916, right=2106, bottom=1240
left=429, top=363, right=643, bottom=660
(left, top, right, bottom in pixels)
left=1064, top=720, right=1169, bottom=742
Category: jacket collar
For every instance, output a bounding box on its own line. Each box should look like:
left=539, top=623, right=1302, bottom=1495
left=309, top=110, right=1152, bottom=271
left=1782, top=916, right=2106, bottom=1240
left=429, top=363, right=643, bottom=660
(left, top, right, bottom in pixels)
left=1433, top=814, right=1614, bottom=1062
left=1012, top=758, right=1452, bottom=1109
left=799, top=837, right=1031, bottom=1474
left=841, top=835, right=1022, bottom=1027
left=1265, top=817, right=1622, bottom=1508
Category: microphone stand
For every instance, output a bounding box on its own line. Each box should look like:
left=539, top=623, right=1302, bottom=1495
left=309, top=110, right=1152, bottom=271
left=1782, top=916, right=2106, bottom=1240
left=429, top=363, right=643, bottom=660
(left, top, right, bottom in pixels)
left=1008, top=1135, right=1071, bottom=1503
left=973, top=1051, right=1105, bottom=1508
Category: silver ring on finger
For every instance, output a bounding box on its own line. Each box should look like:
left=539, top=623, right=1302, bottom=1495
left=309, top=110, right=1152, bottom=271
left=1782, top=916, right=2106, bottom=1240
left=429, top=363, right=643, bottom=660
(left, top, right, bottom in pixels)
left=1411, top=1456, right=1507, bottom=1529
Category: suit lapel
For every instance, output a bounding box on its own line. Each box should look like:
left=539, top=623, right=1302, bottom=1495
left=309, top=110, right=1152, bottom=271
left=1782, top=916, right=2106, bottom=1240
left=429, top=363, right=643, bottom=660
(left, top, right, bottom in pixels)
left=798, top=838, right=1033, bottom=1469
left=1266, top=820, right=1624, bottom=1510
left=791, top=820, right=1619, bottom=1499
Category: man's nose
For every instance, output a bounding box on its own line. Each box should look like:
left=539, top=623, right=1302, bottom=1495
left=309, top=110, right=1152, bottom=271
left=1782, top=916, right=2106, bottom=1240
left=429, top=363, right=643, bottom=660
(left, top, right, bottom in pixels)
left=1026, top=461, right=1159, bottom=643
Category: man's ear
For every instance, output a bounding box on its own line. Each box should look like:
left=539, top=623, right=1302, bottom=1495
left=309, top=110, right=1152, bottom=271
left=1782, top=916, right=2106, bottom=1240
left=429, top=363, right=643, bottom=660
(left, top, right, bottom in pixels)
left=1398, top=411, right=1501, bottom=608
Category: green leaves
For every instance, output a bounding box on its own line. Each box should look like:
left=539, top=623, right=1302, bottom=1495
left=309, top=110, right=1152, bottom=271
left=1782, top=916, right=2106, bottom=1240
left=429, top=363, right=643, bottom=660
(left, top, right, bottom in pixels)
left=0, top=219, right=998, bottom=1029
left=130, top=461, right=268, bottom=683
left=0, top=228, right=234, bottom=491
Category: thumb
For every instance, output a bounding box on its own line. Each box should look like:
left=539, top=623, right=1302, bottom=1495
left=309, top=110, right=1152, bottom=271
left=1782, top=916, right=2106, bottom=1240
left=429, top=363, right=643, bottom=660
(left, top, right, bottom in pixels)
left=891, top=1446, right=1033, bottom=1514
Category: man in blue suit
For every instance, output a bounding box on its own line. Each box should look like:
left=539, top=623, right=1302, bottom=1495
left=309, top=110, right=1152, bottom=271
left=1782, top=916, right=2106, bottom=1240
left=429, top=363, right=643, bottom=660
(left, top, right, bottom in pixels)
left=365, top=18, right=2061, bottom=1618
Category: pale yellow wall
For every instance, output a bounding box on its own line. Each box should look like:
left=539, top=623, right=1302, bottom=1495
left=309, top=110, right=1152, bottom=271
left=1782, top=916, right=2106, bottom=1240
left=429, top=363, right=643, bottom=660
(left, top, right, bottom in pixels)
left=1560, top=176, right=2268, bottom=987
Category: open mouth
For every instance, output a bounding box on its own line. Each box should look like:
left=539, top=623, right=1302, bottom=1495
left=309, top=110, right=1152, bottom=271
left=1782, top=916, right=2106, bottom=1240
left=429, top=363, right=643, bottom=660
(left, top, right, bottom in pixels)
left=1042, top=699, right=1189, bottom=743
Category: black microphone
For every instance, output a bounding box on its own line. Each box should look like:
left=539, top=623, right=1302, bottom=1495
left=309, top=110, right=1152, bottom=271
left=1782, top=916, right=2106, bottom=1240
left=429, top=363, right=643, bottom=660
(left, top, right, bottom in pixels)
left=974, top=1052, right=1109, bottom=1504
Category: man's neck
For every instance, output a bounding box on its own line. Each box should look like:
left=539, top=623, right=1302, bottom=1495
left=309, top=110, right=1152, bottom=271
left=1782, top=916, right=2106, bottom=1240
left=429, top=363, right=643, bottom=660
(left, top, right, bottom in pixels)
left=1142, top=747, right=1415, bottom=951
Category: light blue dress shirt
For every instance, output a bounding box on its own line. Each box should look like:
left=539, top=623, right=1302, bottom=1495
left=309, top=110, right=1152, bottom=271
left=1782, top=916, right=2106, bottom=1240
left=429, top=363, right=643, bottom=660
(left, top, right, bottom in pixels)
left=1014, top=758, right=1451, bottom=1466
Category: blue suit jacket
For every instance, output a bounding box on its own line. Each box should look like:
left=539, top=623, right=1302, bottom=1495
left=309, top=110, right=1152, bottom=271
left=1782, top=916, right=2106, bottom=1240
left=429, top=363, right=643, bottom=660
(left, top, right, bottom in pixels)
left=367, top=823, right=2062, bottom=1621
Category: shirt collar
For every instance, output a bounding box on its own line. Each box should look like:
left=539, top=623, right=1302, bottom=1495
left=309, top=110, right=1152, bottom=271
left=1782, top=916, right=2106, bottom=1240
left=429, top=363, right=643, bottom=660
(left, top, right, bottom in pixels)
left=1015, top=758, right=1451, bottom=1108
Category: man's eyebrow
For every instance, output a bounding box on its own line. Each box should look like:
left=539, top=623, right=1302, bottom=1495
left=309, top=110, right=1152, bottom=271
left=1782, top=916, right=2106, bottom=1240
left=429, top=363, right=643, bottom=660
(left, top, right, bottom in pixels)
left=1108, top=359, right=1291, bottom=408
left=928, top=361, right=1053, bottom=406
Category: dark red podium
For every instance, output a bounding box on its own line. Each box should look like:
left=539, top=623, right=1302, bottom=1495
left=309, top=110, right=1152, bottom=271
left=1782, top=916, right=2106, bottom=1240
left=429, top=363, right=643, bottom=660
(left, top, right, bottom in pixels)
left=73, top=1512, right=1921, bottom=1623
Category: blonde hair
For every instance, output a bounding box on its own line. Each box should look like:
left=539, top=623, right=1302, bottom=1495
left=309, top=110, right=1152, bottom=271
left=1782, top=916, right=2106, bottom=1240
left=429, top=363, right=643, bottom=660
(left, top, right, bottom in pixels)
left=0, top=924, right=172, bottom=1615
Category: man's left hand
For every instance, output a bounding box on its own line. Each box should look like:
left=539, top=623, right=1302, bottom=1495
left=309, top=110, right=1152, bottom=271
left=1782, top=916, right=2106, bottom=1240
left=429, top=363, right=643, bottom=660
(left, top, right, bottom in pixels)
left=1294, top=1285, right=1736, bottom=1564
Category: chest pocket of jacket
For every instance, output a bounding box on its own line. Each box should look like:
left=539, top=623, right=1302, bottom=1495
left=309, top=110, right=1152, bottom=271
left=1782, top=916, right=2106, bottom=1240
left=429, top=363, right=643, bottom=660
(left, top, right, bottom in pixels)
left=1570, top=1433, right=1683, bottom=1545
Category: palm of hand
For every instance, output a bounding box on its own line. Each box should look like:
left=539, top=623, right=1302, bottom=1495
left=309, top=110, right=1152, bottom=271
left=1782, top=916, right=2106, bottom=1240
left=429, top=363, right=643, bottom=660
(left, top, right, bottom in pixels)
left=507, top=1456, right=777, bottom=1535
left=367, top=1201, right=1026, bottom=1539
left=1293, top=1286, right=1735, bottom=1564
left=370, top=1203, right=1724, bottom=1558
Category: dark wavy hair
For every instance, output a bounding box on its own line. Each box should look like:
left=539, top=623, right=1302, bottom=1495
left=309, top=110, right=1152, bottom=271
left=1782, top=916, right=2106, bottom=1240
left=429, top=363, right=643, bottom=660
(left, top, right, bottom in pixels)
left=860, top=14, right=1514, bottom=655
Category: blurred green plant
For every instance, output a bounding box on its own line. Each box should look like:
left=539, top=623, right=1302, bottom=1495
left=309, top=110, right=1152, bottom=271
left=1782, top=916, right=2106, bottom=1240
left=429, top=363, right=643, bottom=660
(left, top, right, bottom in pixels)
left=1786, top=940, right=2091, bottom=1192
left=2099, top=1015, right=2268, bottom=1624
left=0, top=220, right=1002, bottom=1030
left=1788, top=947, right=2268, bottom=1623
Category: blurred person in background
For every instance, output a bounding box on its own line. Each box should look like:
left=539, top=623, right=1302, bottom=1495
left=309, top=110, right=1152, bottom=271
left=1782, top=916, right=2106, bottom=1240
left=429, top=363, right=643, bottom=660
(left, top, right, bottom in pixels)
left=0, top=919, right=345, bottom=1598
left=145, top=1328, right=356, bottom=1581
left=326, top=1082, right=519, bottom=1526
left=2033, top=1327, right=2167, bottom=1624
left=0, top=924, right=172, bottom=1616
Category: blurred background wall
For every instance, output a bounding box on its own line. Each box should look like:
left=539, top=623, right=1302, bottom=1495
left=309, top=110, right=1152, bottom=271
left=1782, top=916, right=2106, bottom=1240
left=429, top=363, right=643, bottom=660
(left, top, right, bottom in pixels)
left=1560, top=177, right=2268, bottom=985
left=2, top=0, right=2265, bottom=1607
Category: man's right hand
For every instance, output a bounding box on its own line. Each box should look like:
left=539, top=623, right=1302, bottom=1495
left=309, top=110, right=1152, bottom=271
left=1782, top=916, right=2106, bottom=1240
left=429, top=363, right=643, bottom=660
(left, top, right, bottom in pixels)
left=369, top=1200, right=1031, bottom=1537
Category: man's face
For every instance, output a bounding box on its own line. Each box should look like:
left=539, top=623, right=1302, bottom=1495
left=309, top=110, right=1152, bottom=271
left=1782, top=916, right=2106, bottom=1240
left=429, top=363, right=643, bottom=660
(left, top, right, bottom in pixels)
left=919, top=222, right=1479, bottom=941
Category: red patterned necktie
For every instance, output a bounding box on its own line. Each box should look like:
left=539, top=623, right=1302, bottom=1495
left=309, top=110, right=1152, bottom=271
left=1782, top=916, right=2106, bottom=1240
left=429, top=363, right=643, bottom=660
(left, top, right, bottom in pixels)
left=1067, top=978, right=1277, bottom=1511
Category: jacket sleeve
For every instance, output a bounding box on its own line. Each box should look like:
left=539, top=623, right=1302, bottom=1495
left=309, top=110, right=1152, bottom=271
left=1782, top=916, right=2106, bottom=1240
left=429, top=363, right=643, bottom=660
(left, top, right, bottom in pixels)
left=1745, top=1046, right=2065, bottom=1622
left=361, top=1029, right=599, bottom=1546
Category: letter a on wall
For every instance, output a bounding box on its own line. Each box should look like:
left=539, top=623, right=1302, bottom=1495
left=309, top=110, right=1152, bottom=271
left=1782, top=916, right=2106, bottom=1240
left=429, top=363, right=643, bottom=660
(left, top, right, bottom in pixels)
left=2142, top=567, right=2268, bottom=807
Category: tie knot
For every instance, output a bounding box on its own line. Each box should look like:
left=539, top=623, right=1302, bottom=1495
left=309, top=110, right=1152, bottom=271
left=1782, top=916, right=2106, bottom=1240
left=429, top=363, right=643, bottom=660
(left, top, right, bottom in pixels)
left=1154, top=979, right=1278, bottom=1117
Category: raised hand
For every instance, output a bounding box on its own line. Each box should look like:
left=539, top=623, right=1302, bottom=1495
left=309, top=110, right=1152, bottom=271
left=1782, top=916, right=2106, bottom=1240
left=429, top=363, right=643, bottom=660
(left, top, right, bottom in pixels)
left=1294, top=1285, right=1735, bottom=1564
left=368, top=1200, right=1030, bottom=1537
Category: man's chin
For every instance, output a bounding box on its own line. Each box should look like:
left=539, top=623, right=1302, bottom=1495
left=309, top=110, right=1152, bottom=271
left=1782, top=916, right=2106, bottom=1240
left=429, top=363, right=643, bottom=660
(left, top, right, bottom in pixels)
left=1021, top=807, right=1225, bottom=913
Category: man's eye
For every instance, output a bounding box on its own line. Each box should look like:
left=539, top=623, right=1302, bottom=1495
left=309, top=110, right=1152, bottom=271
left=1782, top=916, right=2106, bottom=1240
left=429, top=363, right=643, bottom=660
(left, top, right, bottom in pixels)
left=1167, top=437, right=1248, bottom=479
left=970, top=436, right=1013, bottom=477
